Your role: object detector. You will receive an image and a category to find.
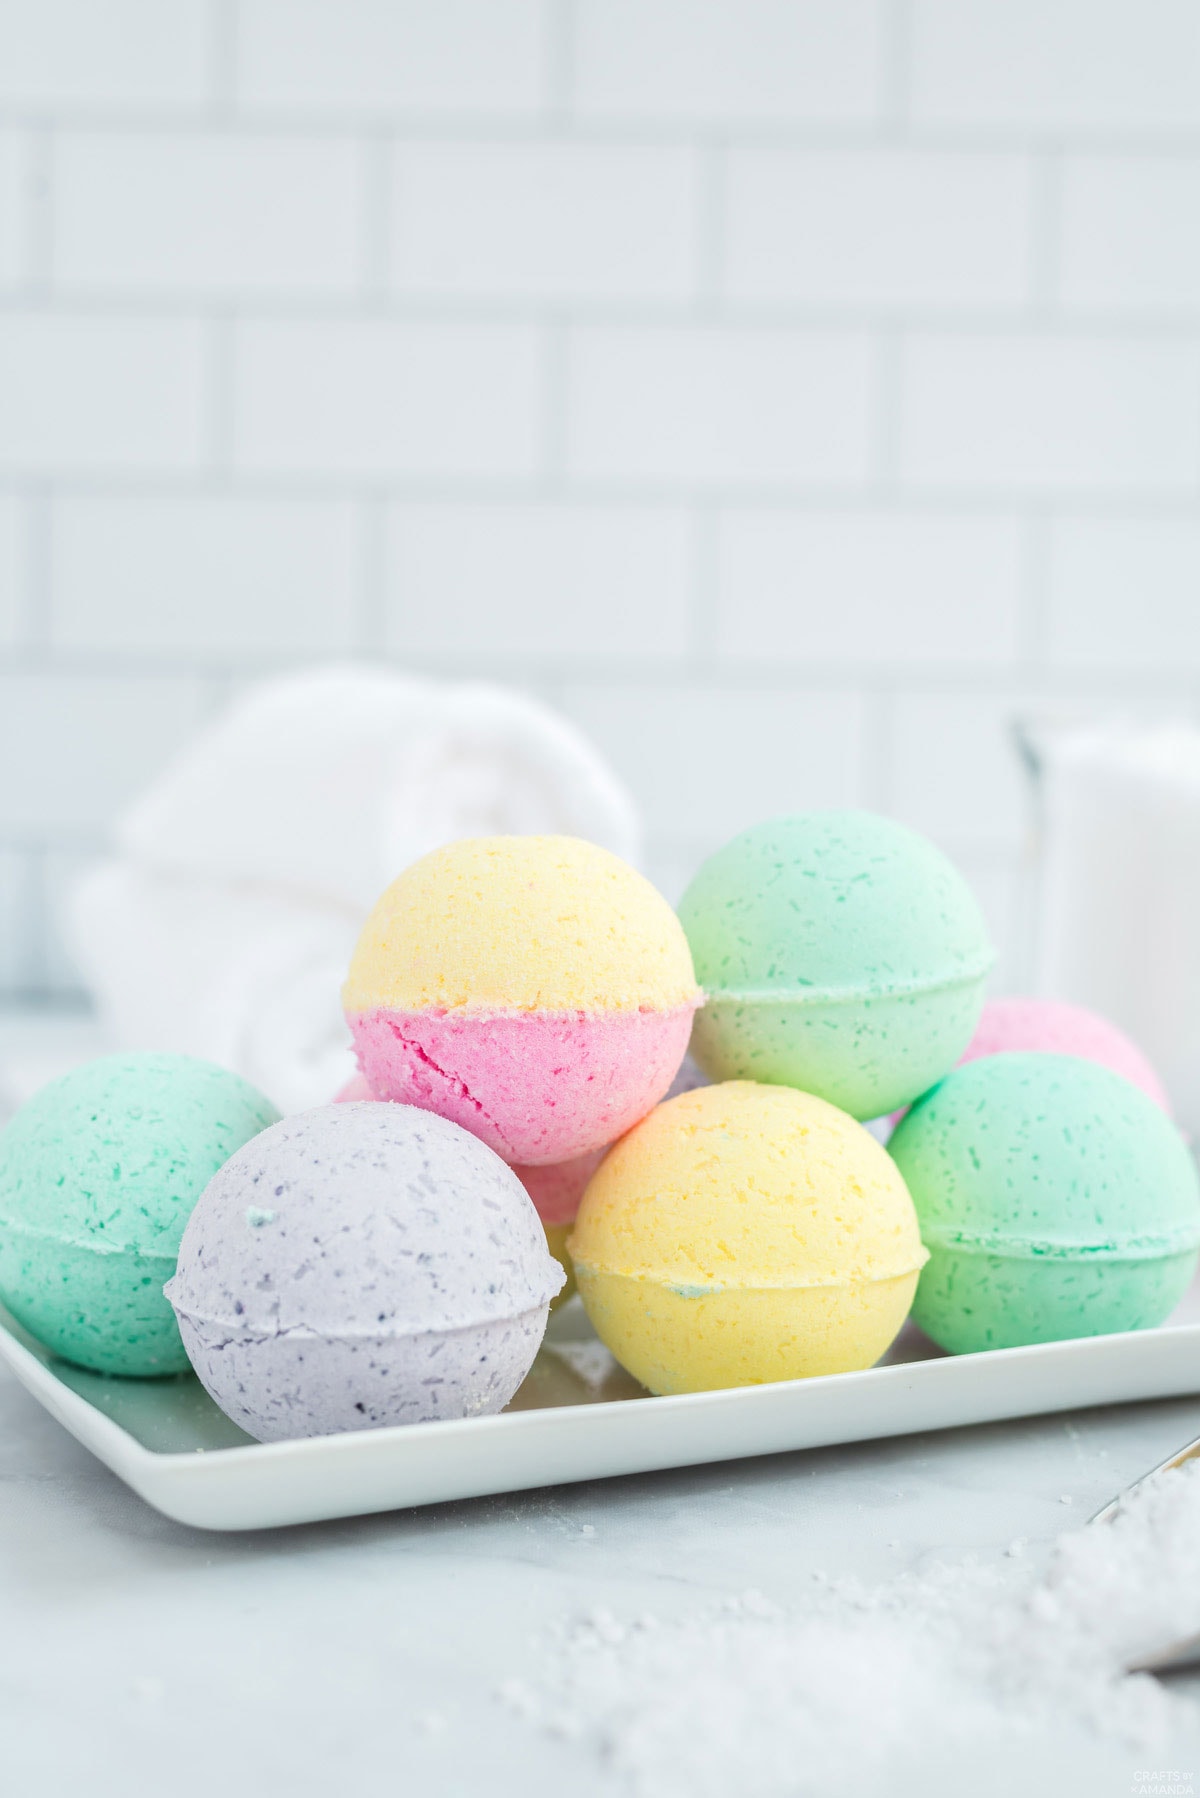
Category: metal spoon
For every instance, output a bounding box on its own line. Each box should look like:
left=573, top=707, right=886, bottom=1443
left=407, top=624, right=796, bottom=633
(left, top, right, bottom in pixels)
left=1091, top=1431, right=1200, bottom=1675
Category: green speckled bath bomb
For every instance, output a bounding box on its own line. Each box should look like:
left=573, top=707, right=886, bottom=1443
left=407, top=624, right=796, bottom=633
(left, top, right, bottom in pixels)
left=889, top=1052, right=1200, bottom=1354
left=678, top=812, right=993, bottom=1119
left=0, top=1053, right=278, bottom=1375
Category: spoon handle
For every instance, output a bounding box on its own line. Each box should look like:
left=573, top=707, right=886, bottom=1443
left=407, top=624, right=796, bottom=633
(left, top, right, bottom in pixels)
left=1128, top=1632, right=1200, bottom=1677
left=1090, top=1432, right=1200, bottom=1525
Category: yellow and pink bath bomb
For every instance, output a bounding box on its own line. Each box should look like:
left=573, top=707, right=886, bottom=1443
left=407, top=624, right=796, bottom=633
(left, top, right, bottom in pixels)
left=341, top=837, right=701, bottom=1166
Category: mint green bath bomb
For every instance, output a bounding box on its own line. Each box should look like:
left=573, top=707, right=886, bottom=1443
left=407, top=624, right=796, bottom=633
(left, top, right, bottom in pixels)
left=678, top=812, right=993, bottom=1119
left=0, top=1053, right=279, bottom=1376
left=889, top=1052, right=1200, bottom=1355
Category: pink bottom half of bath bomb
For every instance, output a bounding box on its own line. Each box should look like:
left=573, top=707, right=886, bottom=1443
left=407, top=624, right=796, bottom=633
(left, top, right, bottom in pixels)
left=513, top=1148, right=606, bottom=1225
left=960, top=996, right=1170, bottom=1112
left=345, top=1005, right=695, bottom=1165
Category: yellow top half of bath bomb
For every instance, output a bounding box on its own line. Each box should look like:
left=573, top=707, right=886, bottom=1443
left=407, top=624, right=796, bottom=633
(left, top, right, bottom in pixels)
left=570, top=1081, right=928, bottom=1289
left=342, top=835, right=702, bottom=1014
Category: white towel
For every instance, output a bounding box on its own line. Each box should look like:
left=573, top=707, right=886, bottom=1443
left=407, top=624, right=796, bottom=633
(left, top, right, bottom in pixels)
left=65, top=667, right=641, bottom=1114
left=1033, top=718, right=1200, bottom=1134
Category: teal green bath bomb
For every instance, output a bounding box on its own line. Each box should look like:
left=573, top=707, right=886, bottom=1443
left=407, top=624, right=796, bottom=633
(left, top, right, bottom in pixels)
left=0, top=1053, right=278, bottom=1376
left=678, top=812, right=993, bottom=1119
left=889, top=1052, right=1200, bottom=1355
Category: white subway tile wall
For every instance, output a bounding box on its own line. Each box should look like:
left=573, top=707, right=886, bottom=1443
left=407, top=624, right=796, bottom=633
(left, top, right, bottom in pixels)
left=232, top=319, right=544, bottom=477
left=714, top=512, right=1024, bottom=666
left=573, top=0, right=884, bottom=124
left=898, top=335, right=1200, bottom=493
left=237, top=0, right=548, bottom=119
left=722, top=150, right=1034, bottom=310
left=567, top=325, right=875, bottom=488
left=0, top=494, right=24, bottom=647
left=0, top=672, right=213, bottom=834
left=0, top=849, right=30, bottom=991
left=386, top=503, right=693, bottom=663
left=909, top=0, right=1200, bottom=133
left=389, top=143, right=699, bottom=303
left=1046, top=519, right=1200, bottom=671
left=0, top=128, right=30, bottom=289
left=0, top=315, right=209, bottom=474
left=1, top=0, right=1198, bottom=996
left=1059, top=157, right=1200, bottom=314
left=560, top=683, right=868, bottom=841
left=52, top=495, right=366, bottom=657
left=53, top=133, right=367, bottom=295
left=0, top=0, right=213, bottom=112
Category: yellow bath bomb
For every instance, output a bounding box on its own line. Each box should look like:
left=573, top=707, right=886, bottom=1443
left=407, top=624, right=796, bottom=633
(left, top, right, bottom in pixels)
left=569, top=1081, right=928, bottom=1395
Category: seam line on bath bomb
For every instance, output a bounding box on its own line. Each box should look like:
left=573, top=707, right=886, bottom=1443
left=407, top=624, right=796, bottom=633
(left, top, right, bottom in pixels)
left=165, top=1296, right=561, bottom=1344
left=700, top=953, right=996, bottom=1007
left=916, top=1224, right=1200, bottom=1260
left=351, top=996, right=703, bottom=1020
left=568, top=1256, right=930, bottom=1293
left=0, top=1217, right=179, bottom=1262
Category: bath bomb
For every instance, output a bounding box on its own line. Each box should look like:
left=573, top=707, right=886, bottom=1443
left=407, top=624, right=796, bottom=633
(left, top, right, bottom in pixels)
left=569, top=1081, right=928, bottom=1395
left=333, top=1071, right=596, bottom=1308
left=0, top=1054, right=278, bottom=1376
left=342, top=835, right=702, bottom=1165
left=678, top=812, right=994, bottom=1119
left=889, top=1053, right=1200, bottom=1356
left=960, top=997, right=1170, bottom=1112
left=165, top=1102, right=565, bottom=1441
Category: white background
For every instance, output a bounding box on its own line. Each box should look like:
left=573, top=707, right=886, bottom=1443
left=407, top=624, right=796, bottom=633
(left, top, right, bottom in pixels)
left=3, top=0, right=1200, bottom=997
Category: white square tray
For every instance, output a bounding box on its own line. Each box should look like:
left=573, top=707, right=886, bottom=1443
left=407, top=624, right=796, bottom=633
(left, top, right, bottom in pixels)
left=4, top=1283, right=1200, bottom=1533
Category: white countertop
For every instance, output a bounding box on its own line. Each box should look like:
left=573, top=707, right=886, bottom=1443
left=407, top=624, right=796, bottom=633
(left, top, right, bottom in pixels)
left=2, top=1011, right=1200, bottom=1796
left=5, top=1336, right=1200, bottom=1795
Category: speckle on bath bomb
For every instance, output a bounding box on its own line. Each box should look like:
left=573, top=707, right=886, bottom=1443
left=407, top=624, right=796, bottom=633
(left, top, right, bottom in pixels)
left=165, top=1101, right=565, bottom=1442
left=0, top=1053, right=279, bottom=1376
left=679, top=811, right=994, bottom=1120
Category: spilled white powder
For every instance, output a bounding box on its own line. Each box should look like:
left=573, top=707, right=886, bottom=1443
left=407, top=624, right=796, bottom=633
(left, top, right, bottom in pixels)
left=546, top=1340, right=616, bottom=1388
left=503, top=1461, right=1200, bottom=1797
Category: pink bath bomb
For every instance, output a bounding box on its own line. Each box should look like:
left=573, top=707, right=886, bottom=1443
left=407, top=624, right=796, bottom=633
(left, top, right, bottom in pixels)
left=513, top=1149, right=606, bottom=1227
left=961, top=998, right=1170, bottom=1112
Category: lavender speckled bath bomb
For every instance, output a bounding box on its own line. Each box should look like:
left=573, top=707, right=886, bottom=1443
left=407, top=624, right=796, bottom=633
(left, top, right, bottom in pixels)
left=0, top=1053, right=278, bottom=1376
left=165, top=1102, right=565, bottom=1441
